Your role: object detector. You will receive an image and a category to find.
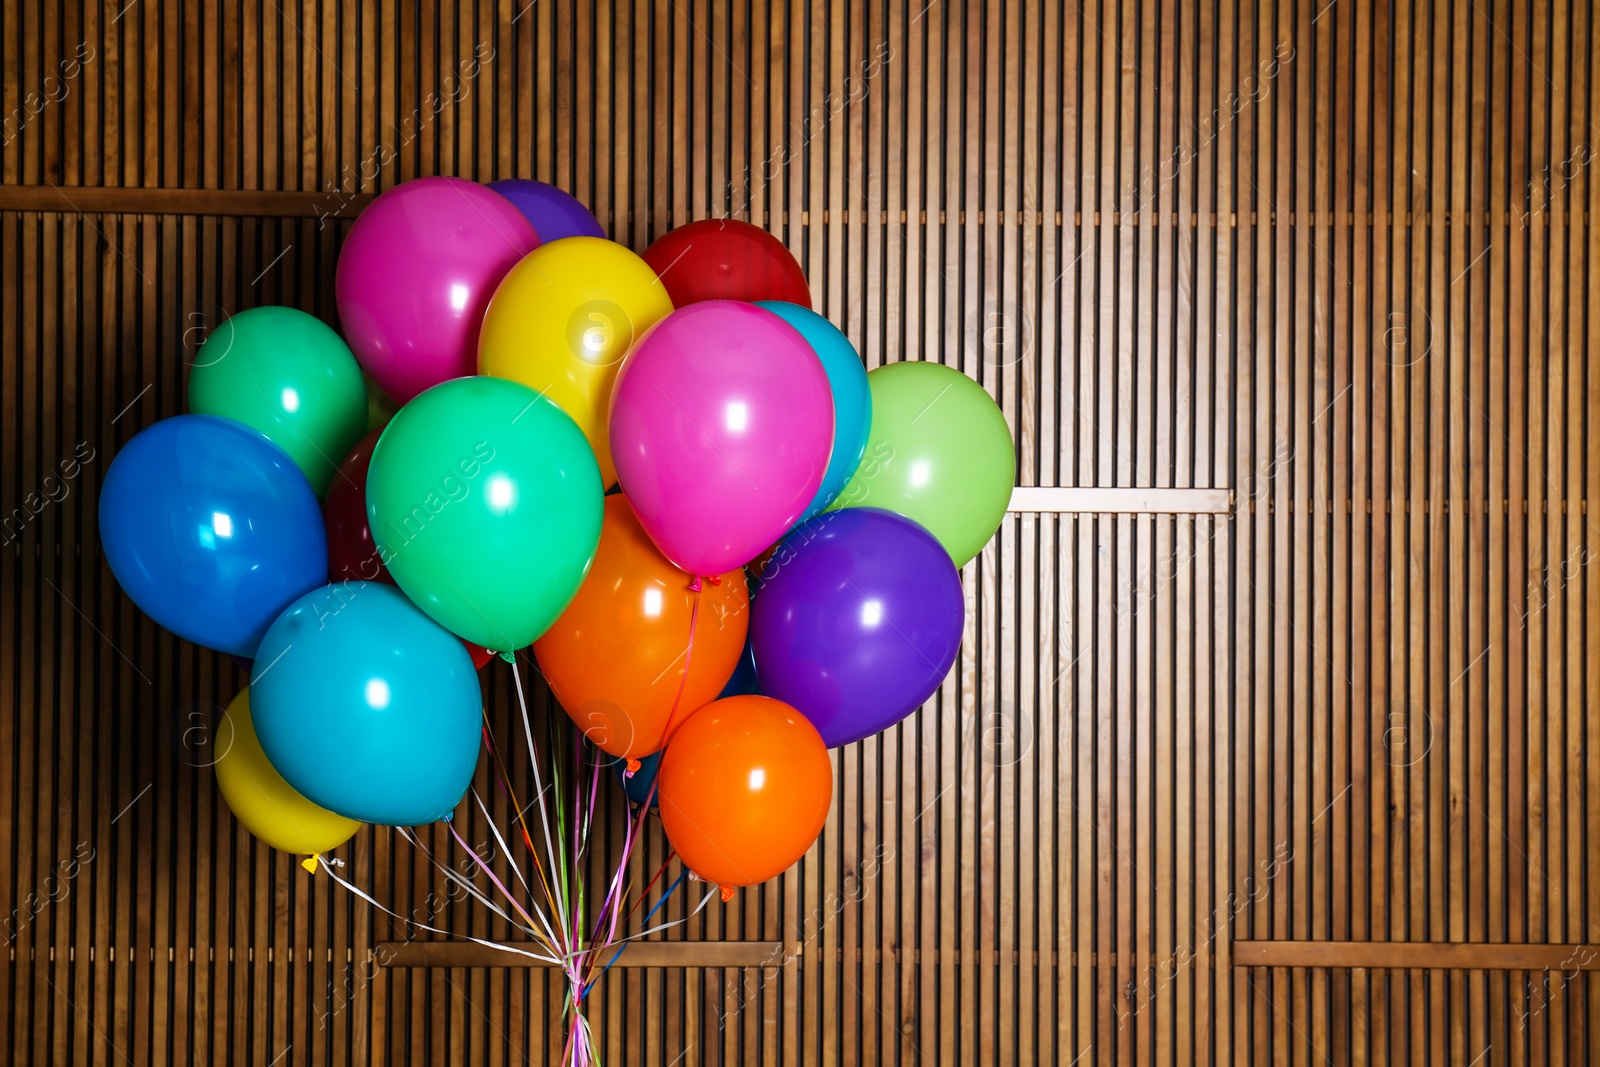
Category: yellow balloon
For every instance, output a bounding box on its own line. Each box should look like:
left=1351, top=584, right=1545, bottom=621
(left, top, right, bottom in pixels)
left=214, top=688, right=362, bottom=855
left=478, top=237, right=674, bottom=485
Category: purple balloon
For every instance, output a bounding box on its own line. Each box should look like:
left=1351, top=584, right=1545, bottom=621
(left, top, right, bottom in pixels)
left=751, top=508, right=963, bottom=747
left=488, top=179, right=606, bottom=241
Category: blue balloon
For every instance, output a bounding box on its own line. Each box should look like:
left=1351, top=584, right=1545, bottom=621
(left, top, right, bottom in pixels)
left=608, top=749, right=662, bottom=809
left=756, top=301, right=871, bottom=518
left=250, top=582, right=483, bottom=825
left=717, top=634, right=759, bottom=698
left=98, top=414, right=328, bottom=658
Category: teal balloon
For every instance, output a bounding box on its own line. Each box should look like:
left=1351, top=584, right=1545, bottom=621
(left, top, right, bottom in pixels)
left=187, top=307, right=369, bottom=497
left=367, top=376, right=604, bottom=651
left=756, top=301, right=870, bottom=518
left=250, top=582, right=482, bottom=825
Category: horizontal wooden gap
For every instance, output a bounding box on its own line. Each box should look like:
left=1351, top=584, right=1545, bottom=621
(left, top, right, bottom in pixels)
left=0, top=185, right=377, bottom=218
left=1009, top=487, right=1231, bottom=513
left=1233, top=941, right=1600, bottom=971
left=14, top=944, right=788, bottom=966
left=26, top=943, right=1598, bottom=974
left=1242, top=499, right=1591, bottom=515
left=0, top=187, right=1589, bottom=229
left=14, top=945, right=1216, bottom=967
left=377, top=940, right=783, bottom=969
left=801, top=948, right=1217, bottom=966
left=14, top=946, right=405, bottom=963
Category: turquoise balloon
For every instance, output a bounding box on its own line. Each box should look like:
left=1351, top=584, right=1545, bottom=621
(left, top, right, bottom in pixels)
left=250, top=582, right=482, bottom=826
left=367, top=376, right=605, bottom=651
left=756, top=301, right=870, bottom=518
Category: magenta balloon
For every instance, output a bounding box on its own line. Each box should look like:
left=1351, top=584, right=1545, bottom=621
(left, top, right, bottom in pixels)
left=335, top=177, right=539, bottom=403
left=609, top=301, right=833, bottom=575
left=751, top=507, right=964, bottom=747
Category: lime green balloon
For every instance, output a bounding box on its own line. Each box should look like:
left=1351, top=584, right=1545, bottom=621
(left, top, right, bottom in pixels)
left=831, top=362, right=1014, bottom=567
left=187, top=306, right=368, bottom=496
left=367, top=376, right=604, bottom=650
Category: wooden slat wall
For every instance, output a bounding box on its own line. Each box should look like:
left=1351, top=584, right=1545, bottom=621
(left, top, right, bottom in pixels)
left=2, top=2, right=1597, bottom=1064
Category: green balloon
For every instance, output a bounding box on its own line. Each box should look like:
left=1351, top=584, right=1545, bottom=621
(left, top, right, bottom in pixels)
left=367, top=376, right=604, bottom=650
left=188, top=306, right=368, bottom=497
left=831, top=361, right=1014, bottom=567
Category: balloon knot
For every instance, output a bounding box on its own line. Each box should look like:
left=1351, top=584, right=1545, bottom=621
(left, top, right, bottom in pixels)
left=706, top=575, right=722, bottom=586
left=497, top=650, right=516, bottom=663
left=441, top=811, right=454, bottom=823
left=301, top=854, right=320, bottom=873
left=688, top=576, right=703, bottom=592
left=719, top=885, right=737, bottom=904
left=623, top=758, right=643, bottom=779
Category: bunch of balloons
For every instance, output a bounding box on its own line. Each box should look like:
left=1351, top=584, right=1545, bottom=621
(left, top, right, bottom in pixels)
left=98, top=175, right=1014, bottom=898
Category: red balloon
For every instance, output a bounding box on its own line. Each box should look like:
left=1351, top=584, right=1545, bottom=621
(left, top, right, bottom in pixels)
left=641, top=219, right=811, bottom=308
left=323, top=430, right=390, bottom=583
left=323, top=430, right=496, bottom=669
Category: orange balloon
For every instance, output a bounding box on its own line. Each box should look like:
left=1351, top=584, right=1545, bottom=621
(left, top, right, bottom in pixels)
left=657, top=696, right=833, bottom=887
left=533, top=494, right=749, bottom=758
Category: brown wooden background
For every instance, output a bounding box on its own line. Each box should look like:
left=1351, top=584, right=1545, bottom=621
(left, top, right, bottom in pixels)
left=4, top=0, right=1600, bottom=1063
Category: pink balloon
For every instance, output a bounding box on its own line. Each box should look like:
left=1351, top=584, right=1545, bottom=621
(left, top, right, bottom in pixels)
left=335, top=177, right=539, bottom=403
left=609, top=301, right=833, bottom=575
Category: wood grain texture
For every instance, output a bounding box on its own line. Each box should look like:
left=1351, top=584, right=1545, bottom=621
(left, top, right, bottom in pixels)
left=3, top=1, right=1598, bottom=1064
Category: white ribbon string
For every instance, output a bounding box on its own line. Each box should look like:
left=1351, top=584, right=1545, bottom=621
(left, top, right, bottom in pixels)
left=316, top=853, right=562, bottom=965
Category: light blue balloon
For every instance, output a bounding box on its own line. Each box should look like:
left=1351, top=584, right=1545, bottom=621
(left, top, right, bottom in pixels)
left=756, top=301, right=871, bottom=518
left=250, top=582, right=482, bottom=826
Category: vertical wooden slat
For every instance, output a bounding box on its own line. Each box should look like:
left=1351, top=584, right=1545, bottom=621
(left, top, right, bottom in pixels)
left=1587, top=6, right=1600, bottom=1059
left=1520, top=0, right=1547, bottom=1057
left=1462, top=0, right=1491, bottom=1060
